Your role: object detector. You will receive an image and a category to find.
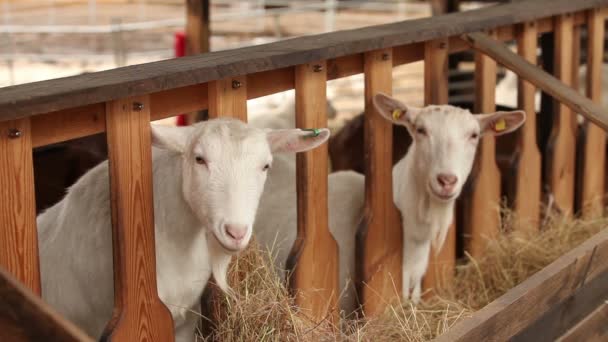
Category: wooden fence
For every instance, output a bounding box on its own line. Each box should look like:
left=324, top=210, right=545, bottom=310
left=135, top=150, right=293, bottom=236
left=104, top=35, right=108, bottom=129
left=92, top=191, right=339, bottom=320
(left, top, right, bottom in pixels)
left=1, top=0, right=608, bottom=340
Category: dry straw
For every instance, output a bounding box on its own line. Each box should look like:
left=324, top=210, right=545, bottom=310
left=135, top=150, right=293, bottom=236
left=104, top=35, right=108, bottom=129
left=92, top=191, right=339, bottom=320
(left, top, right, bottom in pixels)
left=198, top=209, right=607, bottom=341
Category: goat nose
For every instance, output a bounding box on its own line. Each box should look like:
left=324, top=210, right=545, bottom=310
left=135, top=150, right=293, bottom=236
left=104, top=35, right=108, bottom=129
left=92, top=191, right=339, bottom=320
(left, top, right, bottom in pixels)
left=437, top=173, right=458, bottom=187
left=225, top=224, right=247, bottom=241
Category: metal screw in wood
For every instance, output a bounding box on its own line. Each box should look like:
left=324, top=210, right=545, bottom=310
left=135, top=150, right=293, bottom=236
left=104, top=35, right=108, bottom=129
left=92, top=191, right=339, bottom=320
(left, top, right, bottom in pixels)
left=313, top=64, right=324, bottom=72
left=8, top=129, right=21, bottom=139
left=132, top=102, right=144, bottom=111
left=232, top=80, right=242, bottom=89
left=439, top=42, right=447, bottom=49
left=382, top=53, right=390, bottom=61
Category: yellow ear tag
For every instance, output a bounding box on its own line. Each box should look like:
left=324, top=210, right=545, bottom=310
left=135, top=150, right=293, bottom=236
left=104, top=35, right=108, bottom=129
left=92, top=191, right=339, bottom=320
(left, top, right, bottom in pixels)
left=494, top=118, right=506, bottom=132
left=392, top=109, right=403, bottom=120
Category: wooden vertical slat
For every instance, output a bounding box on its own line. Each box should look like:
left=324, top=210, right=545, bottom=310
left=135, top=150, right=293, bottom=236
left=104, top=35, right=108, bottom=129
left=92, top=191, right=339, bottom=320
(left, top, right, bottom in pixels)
left=513, top=21, right=542, bottom=230
left=580, top=8, right=606, bottom=218
left=287, top=60, right=339, bottom=323
left=0, top=118, right=40, bottom=295
left=546, top=14, right=576, bottom=215
left=102, top=95, right=174, bottom=341
left=464, top=31, right=501, bottom=259
left=422, top=39, right=455, bottom=293
left=208, top=76, right=248, bottom=122
left=357, top=48, right=402, bottom=317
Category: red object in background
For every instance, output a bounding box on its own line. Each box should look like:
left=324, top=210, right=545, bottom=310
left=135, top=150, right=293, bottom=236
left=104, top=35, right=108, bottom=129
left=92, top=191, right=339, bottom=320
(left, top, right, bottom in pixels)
left=175, top=31, right=188, bottom=126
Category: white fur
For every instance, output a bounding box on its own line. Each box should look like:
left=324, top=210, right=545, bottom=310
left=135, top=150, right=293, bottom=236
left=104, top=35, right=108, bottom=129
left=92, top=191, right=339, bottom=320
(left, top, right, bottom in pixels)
left=255, top=94, right=526, bottom=314
left=37, top=118, right=330, bottom=341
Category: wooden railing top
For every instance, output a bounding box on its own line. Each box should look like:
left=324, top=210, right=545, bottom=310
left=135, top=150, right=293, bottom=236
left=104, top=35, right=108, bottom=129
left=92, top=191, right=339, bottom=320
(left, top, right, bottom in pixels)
left=1, top=0, right=607, bottom=121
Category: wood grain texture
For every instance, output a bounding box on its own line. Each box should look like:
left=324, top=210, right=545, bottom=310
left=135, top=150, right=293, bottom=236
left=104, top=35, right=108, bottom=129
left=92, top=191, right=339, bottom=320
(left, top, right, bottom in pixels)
left=512, top=265, right=608, bottom=341
left=22, top=14, right=592, bottom=149
left=2, top=0, right=606, bottom=120
left=0, top=267, right=93, bottom=342
left=580, top=8, right=606, bottom=218
left=287, top=61, right=339, bottom=323
left=547, top=14, right=576, bottom=215
left=558, top=303, right=608, bottom=342
left=435, top=228, right=608, bottom=342
left=512, top=22, right=542, bottom=231
left=356, top=48, right=403, bottom=317
left=208, top=76, right=247, bottom=122
left=0, top=118, right=40, bottom=295
left=463, top=31, right=501, bottom=259
left=461, top=30, right=608, bottom=134
left=101, top=96, right=174, bottom=341
left=422, top=39, right=456, bottom=294
left=185, top=0, right=210, bottom=124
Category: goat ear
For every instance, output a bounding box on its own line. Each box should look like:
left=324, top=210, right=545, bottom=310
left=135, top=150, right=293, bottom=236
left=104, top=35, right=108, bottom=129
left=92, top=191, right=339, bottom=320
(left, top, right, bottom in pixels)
left=150, top=124, right=193, bottom=153
left=266, top=128, right=330, bottom=154
left=372, top=92, right=420, bottom=127
left=477, top=110, right=527, bottom=137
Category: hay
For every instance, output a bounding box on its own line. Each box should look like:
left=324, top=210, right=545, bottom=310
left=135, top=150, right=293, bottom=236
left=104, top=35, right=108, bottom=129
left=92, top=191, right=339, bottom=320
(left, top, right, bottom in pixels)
left=200, top=210, right=607, bottom=341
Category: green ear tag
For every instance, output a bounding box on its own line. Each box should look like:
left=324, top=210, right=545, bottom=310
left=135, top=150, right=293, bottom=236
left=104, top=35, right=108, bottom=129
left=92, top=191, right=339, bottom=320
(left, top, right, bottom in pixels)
left=302, top=128, right=321, bottom=138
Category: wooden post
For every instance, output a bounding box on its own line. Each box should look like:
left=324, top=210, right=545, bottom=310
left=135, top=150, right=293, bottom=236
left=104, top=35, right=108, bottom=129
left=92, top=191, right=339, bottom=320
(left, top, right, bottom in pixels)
left=208, top=76, right=248, bottom=122
left=463, top=31, right=501, bottom=259
left=185, top=0, right=211, bottom=124
left=0, top=118, right=40, bottom=295
left=580, top=8, right=606, bottom=218
left=422, top=39, right=456, bottom=293
left=546, top=14, right=576, bottom=215
left=287, top=61, right=339, bottom=323
left=513, top=21, right=542, bottom=230
left=102, top=96, right=174, bottom=341
left=357, top=48, right=402, bottom=317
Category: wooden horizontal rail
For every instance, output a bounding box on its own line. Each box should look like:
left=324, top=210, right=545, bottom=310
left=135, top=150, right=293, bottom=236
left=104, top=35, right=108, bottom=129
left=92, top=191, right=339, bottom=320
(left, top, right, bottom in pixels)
left=1, top=0, right=605, bottom=121
left=558, top=303, right=608, bottom=341
left=26, top=11, right=592, bottom=148
left=0, top=267, right=93, bottom=342
left=434, top=228, right=608, bottom=342
left=461, top=31, right=608, bottom=132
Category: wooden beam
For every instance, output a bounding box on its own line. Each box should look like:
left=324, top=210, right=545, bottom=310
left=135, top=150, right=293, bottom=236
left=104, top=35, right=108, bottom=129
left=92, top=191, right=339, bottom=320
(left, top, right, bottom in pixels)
left=0, top=267, right=92, bottom=342
left=101, top=96, right=174, bottom=341
left=185, top=0, right=211, bottom=124
left=422, top=38, right=456, bottom=294
left=21, top=11, right=595, bottom=149
left=2, top=0, right=605, bottom=120
left=435, top=228, right=608, bottom=342
left=461, top=30, right=608, bottom=135
left=287, top=61, right=339, bottom=323
left=357, top=48, right=402, bottom=317
left=580, top=8, right=606, bottom=218
left=0, top=118, right=40, bottom=294
left=558, top=303, right=608, bottom=342
left=463, top=30, right=501, bottom=258
left=512, top=21, right=542, bottom=230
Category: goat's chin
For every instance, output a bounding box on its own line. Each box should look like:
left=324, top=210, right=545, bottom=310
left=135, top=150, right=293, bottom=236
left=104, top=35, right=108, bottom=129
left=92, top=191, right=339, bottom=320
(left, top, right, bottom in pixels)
left=427, top=185, right=458, bottom=203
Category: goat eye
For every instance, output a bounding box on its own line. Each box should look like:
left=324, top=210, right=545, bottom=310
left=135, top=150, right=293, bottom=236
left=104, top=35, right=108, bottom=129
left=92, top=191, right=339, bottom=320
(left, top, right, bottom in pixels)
left=263, top=164, right=271, bottom=171
left=195, top=156, right=206, bottom=165
left=470, top=132, right=479, bottom=140
left=416, top=127, right=427, bottom=136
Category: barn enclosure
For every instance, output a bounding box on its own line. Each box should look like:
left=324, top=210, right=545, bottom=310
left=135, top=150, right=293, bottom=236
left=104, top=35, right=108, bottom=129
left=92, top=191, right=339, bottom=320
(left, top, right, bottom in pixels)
left=1, top=0, right=608, bottom=341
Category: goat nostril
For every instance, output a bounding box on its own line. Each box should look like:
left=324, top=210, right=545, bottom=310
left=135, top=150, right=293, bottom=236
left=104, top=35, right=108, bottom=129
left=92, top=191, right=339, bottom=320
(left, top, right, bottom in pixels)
left=225, top=224, right=247, bottom=241
left=437, top=174, right=458, bottom=187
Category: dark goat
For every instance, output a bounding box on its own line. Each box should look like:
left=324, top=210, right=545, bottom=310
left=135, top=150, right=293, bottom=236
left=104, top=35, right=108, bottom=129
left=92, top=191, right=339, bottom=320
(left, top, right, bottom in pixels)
left=34, top=133, right=107, bottom=214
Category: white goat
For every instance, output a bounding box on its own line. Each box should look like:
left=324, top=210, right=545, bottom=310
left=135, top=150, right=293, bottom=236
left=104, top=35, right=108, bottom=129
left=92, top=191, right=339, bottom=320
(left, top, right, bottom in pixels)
left=37, top=118, right=330, bottom=341
left=255, top=94, right=526, bottom=314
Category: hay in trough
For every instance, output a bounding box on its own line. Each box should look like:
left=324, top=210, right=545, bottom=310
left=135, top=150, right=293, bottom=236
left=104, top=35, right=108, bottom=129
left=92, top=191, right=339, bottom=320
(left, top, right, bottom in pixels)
left=200, top=210, right=607, bottom=341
